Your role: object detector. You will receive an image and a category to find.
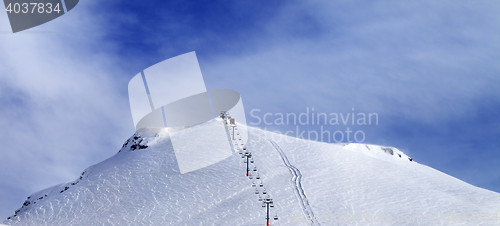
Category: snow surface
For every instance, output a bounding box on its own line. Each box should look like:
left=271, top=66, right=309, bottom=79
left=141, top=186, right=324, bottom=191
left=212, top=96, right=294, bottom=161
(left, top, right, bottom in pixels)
left=3, top=118, right=500, bottom=225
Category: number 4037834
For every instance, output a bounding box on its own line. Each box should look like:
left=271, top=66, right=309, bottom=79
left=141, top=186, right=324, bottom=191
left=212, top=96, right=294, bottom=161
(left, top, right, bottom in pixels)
left=5, top=3, right=61, bottom=14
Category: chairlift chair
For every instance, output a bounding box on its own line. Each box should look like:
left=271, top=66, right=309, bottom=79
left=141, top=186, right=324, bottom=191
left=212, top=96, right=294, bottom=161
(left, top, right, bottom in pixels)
left=274, top=214, right=278, bottom=220
left=252, top=182, right=256, bottom=187
left=256, top=174, right=260, bottom=179
left=255, top=190, right=259, bottom=194
left=259, top=182, right=263, bottom=187
left=253, top=166, right=257, bottom=171
left=263, top=190, right=267, bottom=194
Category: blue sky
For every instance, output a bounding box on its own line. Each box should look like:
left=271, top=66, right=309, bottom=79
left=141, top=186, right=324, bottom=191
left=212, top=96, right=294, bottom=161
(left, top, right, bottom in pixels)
left=1, top=0, right=499, bottom=220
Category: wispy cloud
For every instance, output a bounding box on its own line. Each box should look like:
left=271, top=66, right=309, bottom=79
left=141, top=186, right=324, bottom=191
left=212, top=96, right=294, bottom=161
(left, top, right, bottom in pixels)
left=0, top=0, right=135, bottom=218
left=0, top=0, right=499, bottom=220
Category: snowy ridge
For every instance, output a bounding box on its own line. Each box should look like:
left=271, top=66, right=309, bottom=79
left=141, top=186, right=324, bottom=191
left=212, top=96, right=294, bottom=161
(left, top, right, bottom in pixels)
left=343, top=143, right=414, bottom=165
left=3, top=119, right=500, bottom=225
left=8, top=134, right=149, bottom=220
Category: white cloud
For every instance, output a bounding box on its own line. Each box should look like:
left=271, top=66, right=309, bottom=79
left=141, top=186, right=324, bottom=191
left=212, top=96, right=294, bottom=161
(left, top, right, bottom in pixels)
left=202, top=0, right=500, bottom=123
left=0, top=0, right=134, bottom=218
left=1, top=0, right=499, bottom=219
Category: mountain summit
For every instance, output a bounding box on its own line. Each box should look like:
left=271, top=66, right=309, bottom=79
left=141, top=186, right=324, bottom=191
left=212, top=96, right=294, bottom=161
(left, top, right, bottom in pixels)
left=4, top=119, right=500, bottom=225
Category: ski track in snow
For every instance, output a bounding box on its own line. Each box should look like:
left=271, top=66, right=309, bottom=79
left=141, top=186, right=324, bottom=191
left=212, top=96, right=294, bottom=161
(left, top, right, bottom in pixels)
left=269, top=140, right=320, bottom=226
left=6, top=119, right=500, bottom=226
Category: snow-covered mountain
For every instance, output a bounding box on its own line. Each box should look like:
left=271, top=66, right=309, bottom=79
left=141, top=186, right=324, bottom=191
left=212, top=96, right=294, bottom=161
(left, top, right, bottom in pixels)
left=3, top=118, right=500, bottom=225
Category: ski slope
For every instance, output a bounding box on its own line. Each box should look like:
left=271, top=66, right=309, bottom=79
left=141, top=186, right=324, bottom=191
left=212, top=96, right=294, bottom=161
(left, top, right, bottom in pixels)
left=270, top=140, right=320, bottom=226
left=3, top=119, right=500, bottom=225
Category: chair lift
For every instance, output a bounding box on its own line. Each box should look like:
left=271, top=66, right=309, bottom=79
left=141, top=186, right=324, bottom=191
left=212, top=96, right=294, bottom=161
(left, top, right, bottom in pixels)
left=255, top=189, right=259, bottom=194
left=252, top=182, right=256, bottom=187
left=274, top=213, right=278, bottom=220
left=262, top=203, right=266, bottom=208
left=249, top=174, right=253, bottom=179
left=259, top=182, right=263, bottom=187
left=258, top=195, right=262, bottom=201
left=253, top=166, right=257, bottom=171
left=263, top=189, right=267, bottom=194
left=270, top=202, right=274, bottom=208
left=256, top=173, right=260, bottom=179
left=250, top=159, right=254, bottom=163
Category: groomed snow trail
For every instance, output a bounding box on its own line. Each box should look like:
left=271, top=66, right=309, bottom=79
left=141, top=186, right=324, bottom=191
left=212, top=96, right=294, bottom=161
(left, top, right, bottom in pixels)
left=269, top=140, right=320, bottom=226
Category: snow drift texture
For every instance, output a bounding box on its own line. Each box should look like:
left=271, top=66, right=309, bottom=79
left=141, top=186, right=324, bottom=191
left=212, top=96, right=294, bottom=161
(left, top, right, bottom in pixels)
left=3, top=119, right=500, bottom=225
